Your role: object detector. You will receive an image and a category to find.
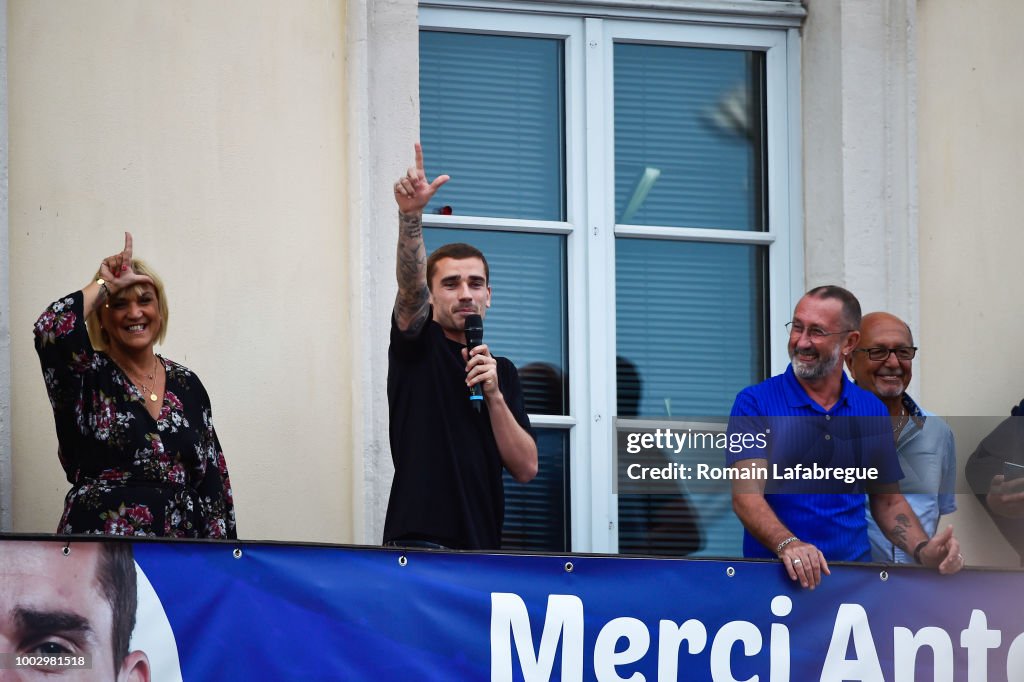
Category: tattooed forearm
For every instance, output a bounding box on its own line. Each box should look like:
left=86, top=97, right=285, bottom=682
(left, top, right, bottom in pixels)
left=396, top=242, right=426, bottom=289
left=396, top=211, right=427, bottom=290
left=399, top=211, right=423, bottom=239
left=889, top=513, right=912, bottom=552
left=394, top=211, right=430, bottom=331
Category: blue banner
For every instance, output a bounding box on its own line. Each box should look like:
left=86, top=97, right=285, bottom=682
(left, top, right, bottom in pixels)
left=1, top=537, right=1022, bottom=681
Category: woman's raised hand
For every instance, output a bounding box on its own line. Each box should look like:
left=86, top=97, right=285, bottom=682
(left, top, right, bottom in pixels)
left=99, top=232, right=152, bottom=293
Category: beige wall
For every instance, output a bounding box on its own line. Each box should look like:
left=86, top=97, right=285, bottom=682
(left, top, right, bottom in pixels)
left=7, top=0, right=355, bottom=541
left=7, top=0, right=1021, bottom=563
left=917, top=0, right=1024, bottom=567
left=917, top=1, right=1024, bottom=416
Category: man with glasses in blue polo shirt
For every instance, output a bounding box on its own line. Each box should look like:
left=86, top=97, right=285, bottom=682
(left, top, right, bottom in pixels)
left=846, top=312, right=957, bottom=564
left=727, top=286, right=964, bottom=589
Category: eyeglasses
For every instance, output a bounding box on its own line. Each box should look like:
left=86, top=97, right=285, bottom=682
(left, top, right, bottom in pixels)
left=785, top=321, right=855, bottom=340
left=853, top=346, right=918, bottom=362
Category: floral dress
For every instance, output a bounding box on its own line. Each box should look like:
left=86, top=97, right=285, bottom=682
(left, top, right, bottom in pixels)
left=34, top=291, right=237, bottom=538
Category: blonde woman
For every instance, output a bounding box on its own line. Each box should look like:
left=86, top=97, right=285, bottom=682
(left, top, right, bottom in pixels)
left=34, top=232, right=236, bottom=537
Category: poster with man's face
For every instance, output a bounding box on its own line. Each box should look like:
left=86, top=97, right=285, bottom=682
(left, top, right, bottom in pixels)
left=0, top=540, right=180, bottom=682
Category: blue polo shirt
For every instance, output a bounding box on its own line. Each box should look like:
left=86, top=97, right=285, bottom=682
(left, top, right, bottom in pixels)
left=727, top=365, right=903, bottom=561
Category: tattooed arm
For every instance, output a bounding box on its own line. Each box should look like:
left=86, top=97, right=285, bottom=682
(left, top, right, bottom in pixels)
left=392, top=143, right=450, bottom=334
left=393, top=209, right=430, bottom=334
left=868, top=485, right=963, bottom=573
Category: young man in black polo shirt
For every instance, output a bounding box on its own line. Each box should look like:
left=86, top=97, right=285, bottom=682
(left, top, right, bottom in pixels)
left=383, top=143, right=537, bottom=550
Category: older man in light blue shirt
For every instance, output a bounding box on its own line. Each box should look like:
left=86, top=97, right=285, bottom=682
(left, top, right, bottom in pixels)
left=847, top=312, right=957, bottom=563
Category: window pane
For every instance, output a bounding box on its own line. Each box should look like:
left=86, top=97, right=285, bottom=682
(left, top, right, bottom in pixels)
left=616, top=431, right=743, bottom=558
left=614, top=43, right=766, bottom=230
left=615, top=239, right=763, bottom=557
left=423, top=229, right=570, bottom=552
left=503, top=429, right=570, bottom=552
left=615, top=238, right=767, bottom=417
left=619, top=492, right=744, bottom=558
left=420, top=31, right=565, bottom=220
left=424, top=228, right=569, bottom=415
left=618, top=491, right=702, bottom=557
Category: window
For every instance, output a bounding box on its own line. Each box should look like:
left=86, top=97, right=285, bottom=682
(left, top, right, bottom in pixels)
left=420, top=31, right=565, bottom=222
left=419, top=2, right=800, bottom=555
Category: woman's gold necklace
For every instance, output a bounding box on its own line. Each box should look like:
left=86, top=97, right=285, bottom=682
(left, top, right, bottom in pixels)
left=126, top=356, right=160, bottom=402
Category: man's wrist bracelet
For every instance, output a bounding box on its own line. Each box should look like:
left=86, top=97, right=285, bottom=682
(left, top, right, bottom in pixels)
left=913, top=540, right=929, bottom=564
left=775, top=536, right=798, bottom=555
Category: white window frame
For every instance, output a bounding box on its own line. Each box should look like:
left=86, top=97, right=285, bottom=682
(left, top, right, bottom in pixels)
left=419, top=1, right=803, bottom=553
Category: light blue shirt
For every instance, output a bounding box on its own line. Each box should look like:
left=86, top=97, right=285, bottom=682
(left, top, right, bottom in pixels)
left=865, top=394, right=957, bottom=563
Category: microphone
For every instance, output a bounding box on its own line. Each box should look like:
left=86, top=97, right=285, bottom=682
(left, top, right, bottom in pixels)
left=464, top=314, right=484, bottom=412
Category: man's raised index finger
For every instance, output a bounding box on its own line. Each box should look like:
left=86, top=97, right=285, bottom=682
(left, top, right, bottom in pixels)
left=414, top=142, right=424, bottom=171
